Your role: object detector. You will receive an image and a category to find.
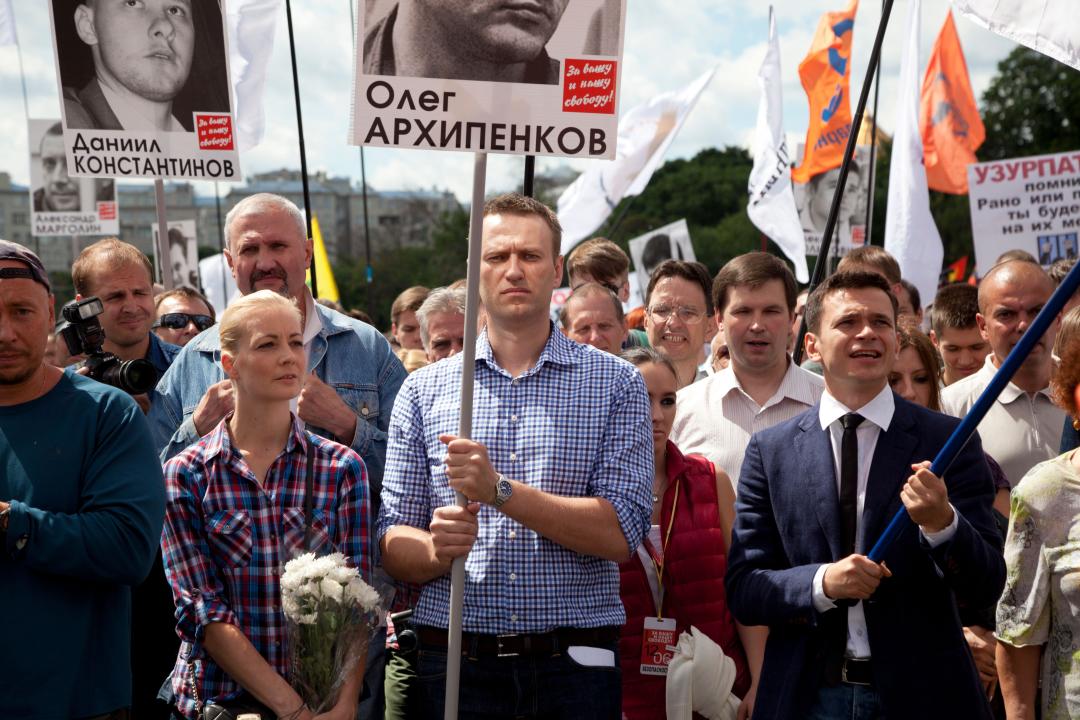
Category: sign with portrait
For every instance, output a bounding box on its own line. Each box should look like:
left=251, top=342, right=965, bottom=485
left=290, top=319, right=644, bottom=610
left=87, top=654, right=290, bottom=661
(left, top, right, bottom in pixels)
left=792, top=144, right=871, bottom=258
left=47, top=0, right=242, bottom=181
left=152, top=219, right=199, bottom=288
left=349, top=0, right=627, bottom=159
left=627, top=219, right=695, bottom=295
left=28, top=118, right=119, bottom=237
left=967, top=149, right=1080, bottom=273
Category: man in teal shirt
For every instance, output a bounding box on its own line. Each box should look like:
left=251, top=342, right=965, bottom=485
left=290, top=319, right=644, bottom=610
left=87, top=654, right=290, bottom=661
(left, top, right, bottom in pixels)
left=0, top=240, right=164, bottom=719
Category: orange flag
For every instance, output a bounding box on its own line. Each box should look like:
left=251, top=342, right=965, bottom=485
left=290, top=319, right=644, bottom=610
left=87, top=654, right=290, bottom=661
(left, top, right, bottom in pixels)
left=920, top=11, right=985, bottom=194
left=792, top=0, right=859, bottom=183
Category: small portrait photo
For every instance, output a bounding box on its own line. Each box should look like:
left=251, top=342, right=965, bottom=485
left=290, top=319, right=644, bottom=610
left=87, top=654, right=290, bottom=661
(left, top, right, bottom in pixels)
left=1062, top=234, right=1078, bottom=261
left=51, top=0, right=232, bottom=133
left=794, top=146, right=870, bottom=248
left=1038, top=236, right=1057, bottom=266
left=361, top=0, right=622, bottom=85
left=28, top=119, right=119, bottom=217
left=153, top=219, right=199, bottom=288
left=628, top=219, right=695, bottom=293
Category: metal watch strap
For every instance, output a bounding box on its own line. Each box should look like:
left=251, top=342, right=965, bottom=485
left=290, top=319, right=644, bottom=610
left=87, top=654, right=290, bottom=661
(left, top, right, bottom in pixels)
left=493, top=474, right=512, bottom=508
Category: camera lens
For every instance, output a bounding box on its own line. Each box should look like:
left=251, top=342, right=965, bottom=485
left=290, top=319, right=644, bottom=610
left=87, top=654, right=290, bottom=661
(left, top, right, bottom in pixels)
left=115, top=359, right=159, bottom=395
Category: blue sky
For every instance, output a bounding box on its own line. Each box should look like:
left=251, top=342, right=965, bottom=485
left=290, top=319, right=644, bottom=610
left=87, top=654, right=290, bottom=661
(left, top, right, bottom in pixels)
left=0, top=1, right=1017, bottom=203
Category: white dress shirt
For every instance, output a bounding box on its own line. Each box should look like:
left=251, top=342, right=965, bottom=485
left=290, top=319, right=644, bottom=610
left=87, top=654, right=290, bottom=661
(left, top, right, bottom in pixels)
left=810, top=384, right=958, bottom=658
left=670, top=358, right=824, bottom=486
left=289, top=290, right=323, bottom=414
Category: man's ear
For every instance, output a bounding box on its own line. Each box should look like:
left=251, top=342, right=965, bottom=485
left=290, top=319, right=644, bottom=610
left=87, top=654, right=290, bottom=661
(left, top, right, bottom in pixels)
left=975, top=313, right=990, bottom=342
left=929, top=329, right=939, bottom=349
left=804, top=331, right=819, bottom=362
left=74, top=4, right=99, bottom=47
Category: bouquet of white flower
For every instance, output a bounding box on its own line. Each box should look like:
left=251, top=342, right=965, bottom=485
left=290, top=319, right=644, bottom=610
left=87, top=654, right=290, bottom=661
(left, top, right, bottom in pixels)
left=281, top=552, right=382, bottom=713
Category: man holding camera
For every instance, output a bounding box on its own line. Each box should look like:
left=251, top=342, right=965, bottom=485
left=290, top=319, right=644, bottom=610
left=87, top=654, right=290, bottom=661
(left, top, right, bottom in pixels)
left=0, top=240, right=165, bottom=719
left=70, top=237, right=180, bottom=408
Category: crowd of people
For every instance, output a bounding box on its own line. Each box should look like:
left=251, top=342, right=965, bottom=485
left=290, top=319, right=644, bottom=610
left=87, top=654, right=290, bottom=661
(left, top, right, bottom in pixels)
left=1, top=191, right=1077, bottom=720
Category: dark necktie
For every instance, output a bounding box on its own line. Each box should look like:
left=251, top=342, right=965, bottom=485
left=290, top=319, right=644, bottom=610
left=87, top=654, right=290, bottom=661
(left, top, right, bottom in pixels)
left=839, top=412, right=864, bottom=556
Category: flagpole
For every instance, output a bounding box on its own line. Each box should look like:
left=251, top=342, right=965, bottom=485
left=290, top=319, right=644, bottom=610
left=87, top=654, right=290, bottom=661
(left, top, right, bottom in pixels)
left=214, top=182, right=226, bottom=302
left=523, top=155, right=536, bottom=197
left=793, top=0, right=896, bottom=364
left=154, top=179, right=175, bottom=290
left=14, top=31, right=29, bottom=120
left=444, top=152, right=488, bottom=720
left=348, top=0, right=374, bottom=316
left=864, top=0, right=885, bottom=245
left=284, top=0, right=318, bottom=299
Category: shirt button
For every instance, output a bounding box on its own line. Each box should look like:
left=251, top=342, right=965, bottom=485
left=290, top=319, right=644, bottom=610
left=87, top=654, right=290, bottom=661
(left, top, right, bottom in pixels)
left=510, top=414, right=518, bottom=423
left=361, top=405, right=370, bottom=416
left=510, top=453, right=517, bottom=461
left=511, top=614, right=518, bottom=622
left=508, top=530, right=517, bottom=540
left=509, top=573, right=517, bottom=581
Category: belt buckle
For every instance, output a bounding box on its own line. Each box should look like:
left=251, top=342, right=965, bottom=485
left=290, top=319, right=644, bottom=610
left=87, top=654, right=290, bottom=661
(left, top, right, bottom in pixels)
left=841, top=659, right=870, bottom=686
left=496, top=634, right=520, bottom=658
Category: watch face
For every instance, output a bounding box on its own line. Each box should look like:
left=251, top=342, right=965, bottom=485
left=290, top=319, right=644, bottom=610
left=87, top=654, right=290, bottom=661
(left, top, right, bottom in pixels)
left=496, top=477, right=512, bottom=505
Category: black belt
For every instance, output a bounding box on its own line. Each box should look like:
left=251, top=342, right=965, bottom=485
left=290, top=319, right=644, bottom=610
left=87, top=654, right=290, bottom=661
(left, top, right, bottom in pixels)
left=416, top=625, right=619, bottom=659
left=840, top=657, right=873, bottom=686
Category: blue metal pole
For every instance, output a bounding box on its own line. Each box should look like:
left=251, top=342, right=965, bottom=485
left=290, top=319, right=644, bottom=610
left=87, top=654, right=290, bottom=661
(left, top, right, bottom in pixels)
left=868, top=259, right=1080, bottom=561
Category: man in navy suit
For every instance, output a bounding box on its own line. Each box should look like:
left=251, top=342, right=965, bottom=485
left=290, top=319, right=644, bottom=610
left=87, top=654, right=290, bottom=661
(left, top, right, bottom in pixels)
left=725, top=271, right=1004, bottom=719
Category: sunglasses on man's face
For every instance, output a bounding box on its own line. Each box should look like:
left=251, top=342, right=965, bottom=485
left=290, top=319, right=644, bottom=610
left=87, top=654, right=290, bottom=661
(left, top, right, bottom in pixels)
left=153, top=313, right=215, bottom=332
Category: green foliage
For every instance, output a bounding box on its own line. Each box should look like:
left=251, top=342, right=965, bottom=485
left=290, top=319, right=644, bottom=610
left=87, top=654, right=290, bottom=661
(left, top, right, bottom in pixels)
left=980, top=47, right=1080, bottom=161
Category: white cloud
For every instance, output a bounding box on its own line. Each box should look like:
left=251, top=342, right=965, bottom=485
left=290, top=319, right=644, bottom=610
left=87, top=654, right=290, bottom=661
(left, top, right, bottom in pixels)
left=0, top=0, right=1019, bottom=204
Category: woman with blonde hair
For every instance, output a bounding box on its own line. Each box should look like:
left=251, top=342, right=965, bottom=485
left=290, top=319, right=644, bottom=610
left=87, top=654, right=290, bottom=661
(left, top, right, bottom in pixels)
left=161, top=290, right=372, bottom=720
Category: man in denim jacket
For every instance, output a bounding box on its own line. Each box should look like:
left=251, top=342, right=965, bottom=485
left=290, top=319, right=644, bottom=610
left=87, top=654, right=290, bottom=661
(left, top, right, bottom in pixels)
left=150, top=193, right=405, bottom=492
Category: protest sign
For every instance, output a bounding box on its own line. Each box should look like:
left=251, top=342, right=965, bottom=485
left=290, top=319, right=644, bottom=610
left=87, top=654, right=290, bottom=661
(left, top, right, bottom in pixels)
left=28, top=118, right=119, bottom=237
left=628, top=219, right=695, bottom=294
left=793, top=144, right=870, bottom=258
left=967, top=150, right=1080, bottom=271
left=47, top=0, right=242, bottom=181
left=152, top=219, right=199, bottom=289
left=349, top=0, right=626, bottom=159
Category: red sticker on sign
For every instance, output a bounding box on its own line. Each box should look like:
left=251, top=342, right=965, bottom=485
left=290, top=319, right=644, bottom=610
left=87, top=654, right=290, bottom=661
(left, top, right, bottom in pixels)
left=195, top=114, right=235, bottom=151
left=562, top=59, right=617, bottom=115
left=97, top=202, right=116, bottom=220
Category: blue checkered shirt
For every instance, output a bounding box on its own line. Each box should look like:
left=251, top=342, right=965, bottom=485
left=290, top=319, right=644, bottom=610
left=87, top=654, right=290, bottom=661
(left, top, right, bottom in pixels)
left=378, top=325, right=653, bottom=633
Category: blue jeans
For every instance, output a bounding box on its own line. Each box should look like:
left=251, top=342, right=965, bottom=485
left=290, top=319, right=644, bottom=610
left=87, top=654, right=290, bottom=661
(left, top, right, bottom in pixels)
left=806, top=683, right=885, bottom=720
left=415, top=641, right=621, bottom=719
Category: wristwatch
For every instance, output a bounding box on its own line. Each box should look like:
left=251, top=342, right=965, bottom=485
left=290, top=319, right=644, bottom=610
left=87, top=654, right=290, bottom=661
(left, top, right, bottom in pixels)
left=493, top=474, right=513, bottom=508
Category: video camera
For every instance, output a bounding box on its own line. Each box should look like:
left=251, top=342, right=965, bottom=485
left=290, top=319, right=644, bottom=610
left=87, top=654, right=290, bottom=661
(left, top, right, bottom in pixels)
left=57, top=297, right=158, bottom=395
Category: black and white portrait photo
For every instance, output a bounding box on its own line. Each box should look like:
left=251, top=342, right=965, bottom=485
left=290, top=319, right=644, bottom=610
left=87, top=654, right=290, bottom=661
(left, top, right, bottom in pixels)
left=52, top=0, right=232, bottom=133
left=793, top=145, right=870, bottom=254
left=361, top=0, right=621, bottom=85
left=28, top=118, right=119, bottom=236
left=154, top=219, right=199, bottom=288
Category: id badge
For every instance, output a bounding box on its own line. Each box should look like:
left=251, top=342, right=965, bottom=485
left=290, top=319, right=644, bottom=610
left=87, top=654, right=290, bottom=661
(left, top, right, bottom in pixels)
left=639, top=616, right=677, bottom=676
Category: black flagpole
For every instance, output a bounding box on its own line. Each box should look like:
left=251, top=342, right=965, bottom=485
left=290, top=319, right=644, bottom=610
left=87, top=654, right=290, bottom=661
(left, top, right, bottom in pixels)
left=284, top=0, right=318, bottom=298
left=793, top=0, right=896, bottom=364
left=864, top=0, right=885, bottom=246
left=523, top=155, right=536, bottom=197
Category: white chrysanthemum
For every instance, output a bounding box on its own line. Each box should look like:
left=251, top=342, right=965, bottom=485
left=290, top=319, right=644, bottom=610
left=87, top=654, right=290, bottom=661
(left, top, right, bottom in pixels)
left=320, top=578, right=344, bottom=603
left=282, top=596, right=301, bottom=621
left=298, top=612, right=318, bottom=625
left=329, top=565, right=357, bottom=584
left=345, top=578, right=381, bottom=611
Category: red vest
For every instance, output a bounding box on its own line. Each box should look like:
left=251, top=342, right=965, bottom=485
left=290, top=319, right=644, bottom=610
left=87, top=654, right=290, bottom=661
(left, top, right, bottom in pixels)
left=619, top=442, right=750, bottom=720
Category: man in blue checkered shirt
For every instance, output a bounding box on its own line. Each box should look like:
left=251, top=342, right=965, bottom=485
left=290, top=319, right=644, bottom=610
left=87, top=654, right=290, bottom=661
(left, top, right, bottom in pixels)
left=378, top=193, right=653, bottom=718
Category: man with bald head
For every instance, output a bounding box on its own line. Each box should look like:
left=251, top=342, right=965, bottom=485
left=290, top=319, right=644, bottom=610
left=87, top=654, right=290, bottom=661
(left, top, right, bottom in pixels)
left=941, top=259, right=1065, bottom=489
left=363, top=0, right=569, bottom=84
left=0, top=240, right=164, bottom=718
left=559, top=282, right=627, bottom=355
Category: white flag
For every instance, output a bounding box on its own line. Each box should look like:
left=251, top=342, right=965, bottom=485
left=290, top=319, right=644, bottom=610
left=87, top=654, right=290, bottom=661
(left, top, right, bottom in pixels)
left=885, top=0, right=944, bottom=306
left=556, top=69, right=715, bottom=255
left=227, top=0, right=283, bottom=151
left=0, top=0, right=17, bottom=47
left=747, top=8, right=809, bottom=283
left=952, top=0, right=1080, bottom=71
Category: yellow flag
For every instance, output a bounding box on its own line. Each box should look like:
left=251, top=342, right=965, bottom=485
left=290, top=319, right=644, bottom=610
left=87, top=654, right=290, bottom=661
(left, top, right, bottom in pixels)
left=306, top=215, right=340, bottom=302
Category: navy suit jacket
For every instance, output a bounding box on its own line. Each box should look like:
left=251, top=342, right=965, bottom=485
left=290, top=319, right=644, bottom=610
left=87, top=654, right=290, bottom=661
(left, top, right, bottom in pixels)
left=725, top=393, right=1004, bottom=719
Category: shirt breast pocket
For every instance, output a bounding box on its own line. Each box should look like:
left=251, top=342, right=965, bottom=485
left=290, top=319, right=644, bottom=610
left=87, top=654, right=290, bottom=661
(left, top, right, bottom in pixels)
left=205, top=509, right=253, bottom=570
left=334, top=384, right=380, bottom=427
left=283, top=506, right=332, bottom=556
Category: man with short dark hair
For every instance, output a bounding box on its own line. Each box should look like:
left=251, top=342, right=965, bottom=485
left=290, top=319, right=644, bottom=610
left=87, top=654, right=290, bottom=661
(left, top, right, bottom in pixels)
left=671, top=252, right=823, bottom=484
left=0, top=240, right=165, bottom=719
left=567, top=237, right=631, bottom=302
left=897, top=279, right=922, bottom=323
left=363, top=0, right=569, bottom=85
left=32, top=122, right=79, bottom=212
left=379, top=192, right=651, bottom=717
left=153, top=286, right=215, bottom=348
left=726, top=270, right=1003, bottom=719
left=559, top=282, right=627, bottom=355
left=66, top=0, right=196, bottom=131
left=929, top=283, right=989, bottom=387
left=643, top=260, right=714, bottom=388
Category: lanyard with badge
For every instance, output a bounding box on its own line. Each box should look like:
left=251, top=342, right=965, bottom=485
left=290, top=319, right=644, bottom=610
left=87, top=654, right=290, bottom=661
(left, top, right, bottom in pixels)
left=639, top=477, right=680, bottom=677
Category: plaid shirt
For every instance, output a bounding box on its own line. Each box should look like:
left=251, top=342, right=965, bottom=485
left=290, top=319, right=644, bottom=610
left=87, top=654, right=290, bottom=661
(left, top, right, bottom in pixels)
left=378, top=325, right=653, bottom=634
left=161, top=415, right=371, bottom=719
